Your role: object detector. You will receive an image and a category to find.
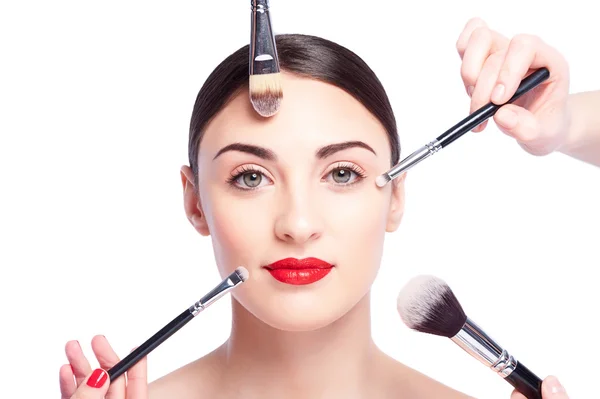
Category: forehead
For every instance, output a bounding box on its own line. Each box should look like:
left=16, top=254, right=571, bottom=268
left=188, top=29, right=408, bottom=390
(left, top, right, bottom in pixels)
left=200, top=72, right=390, bottom=161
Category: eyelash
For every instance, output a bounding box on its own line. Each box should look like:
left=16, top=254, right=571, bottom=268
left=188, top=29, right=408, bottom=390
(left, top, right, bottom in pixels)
left=324, top=162, right=367, bottom=187
left=226, top=165, right=269, bottom=191
left=226, top=162, right=367, bottom=191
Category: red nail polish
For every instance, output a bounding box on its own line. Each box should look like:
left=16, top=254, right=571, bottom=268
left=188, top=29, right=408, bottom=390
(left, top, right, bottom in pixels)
left=87, top=369, right=108, bottom=388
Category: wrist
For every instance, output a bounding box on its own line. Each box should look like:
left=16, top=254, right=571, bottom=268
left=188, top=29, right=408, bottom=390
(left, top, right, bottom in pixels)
left=557, top=93, right=585, bottom=156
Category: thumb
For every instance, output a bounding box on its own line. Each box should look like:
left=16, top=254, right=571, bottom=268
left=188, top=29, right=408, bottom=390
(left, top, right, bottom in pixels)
left=542, top=376, right=569, bottom=398
left=510, top=389, right=527, bottom=399
left=493, top=104, right=561, bottom=156
left=71, top=368, right=110, bottom=399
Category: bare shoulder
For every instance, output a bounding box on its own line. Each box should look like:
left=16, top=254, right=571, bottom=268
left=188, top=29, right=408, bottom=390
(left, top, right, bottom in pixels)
left=148, top=346, right=225, bottom=399
left=377, top=352, right=475, bottom=399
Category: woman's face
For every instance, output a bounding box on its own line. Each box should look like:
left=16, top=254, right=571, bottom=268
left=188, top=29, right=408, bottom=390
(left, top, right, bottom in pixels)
left=182, top=72, right=405, bottom=331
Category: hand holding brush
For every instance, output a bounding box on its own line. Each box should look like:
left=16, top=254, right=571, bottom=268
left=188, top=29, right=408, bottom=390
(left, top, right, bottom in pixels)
left=377, top=18, right=572, bottom=187
left=397, top=275, right=570, bottom=399
left=59, top=267, right=249, bottom=398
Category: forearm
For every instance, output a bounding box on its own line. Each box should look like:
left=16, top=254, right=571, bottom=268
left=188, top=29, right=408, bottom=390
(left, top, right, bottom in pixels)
left=559, top=90, right=600, bottom=166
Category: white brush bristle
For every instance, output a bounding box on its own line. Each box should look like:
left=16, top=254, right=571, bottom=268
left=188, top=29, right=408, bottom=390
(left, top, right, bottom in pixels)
left=249, top=73, right=282, bottom=117
left=396, top=274, right=467, bottom=339
left=235, top=266, right=250, bottom=282
left=397, top=275, right=450, bottom=329
left=375, top=174, right=390, bottom=187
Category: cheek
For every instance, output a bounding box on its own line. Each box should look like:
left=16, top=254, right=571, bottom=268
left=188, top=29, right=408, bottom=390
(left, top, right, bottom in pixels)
left=204, top=190, right=274, bottom=268
left=324, top=186, right=389, bottom=264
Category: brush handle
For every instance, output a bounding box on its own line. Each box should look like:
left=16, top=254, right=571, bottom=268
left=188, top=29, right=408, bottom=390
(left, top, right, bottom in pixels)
left=380, top=67, right=550, bottom=182
left=250, top=0, right=279, bottom=75
left=107, top=308, right=194, bottom=381
left=436, top=67, right=550, bottom=148
left=504, top=361, right=543, bottom=399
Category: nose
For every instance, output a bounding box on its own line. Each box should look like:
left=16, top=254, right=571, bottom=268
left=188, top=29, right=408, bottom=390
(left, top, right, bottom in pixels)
left=274, top=189, right=324, bottom=245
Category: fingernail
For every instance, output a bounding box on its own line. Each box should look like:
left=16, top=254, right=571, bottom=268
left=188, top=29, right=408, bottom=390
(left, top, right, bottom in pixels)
left=492, top=83, right=505, bottom=102
left=546, top=376, right=566, bottom=395
left=496, top=108, right=518, bottom=128
left=86, top=369, right=108, bottom=388
left=467, top=86, right=474, bottom=97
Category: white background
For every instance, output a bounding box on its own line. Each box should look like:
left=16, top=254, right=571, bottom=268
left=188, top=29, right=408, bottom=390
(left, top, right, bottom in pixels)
left=1, top=1, right=599, bottom=398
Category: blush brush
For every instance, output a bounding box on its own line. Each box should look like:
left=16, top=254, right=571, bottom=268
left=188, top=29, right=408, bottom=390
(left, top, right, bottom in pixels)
left=397, top=275, right=543, bottom=399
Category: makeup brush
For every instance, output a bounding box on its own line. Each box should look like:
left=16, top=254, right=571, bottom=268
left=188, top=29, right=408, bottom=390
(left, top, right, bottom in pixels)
left=106, top=267, right=249, bottom=381
left=375, top=67, right=550, bottom=187
left=249, top=0, right=282, bottom=117
left=397, top=275, right=543, bottom=399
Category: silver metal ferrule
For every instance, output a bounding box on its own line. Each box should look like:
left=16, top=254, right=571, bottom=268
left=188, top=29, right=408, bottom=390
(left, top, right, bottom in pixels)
left=188, top=270, right=246, bottom=316
left=385, top=139, right=441, bottom=180
left=250, top=0, right=280, bottom=75
left=451, top=317, right=518, bottom=378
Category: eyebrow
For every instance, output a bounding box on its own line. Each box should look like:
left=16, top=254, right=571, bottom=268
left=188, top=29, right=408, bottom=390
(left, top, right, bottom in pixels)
left=213, top=140, right=376, bottom=161
left=213, top=143, right=277, bottom=161
left=315, top=141, right=376, bottom=159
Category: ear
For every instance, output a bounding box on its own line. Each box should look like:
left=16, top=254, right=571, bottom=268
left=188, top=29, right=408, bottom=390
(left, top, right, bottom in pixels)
left=180, top=165, right=210, bottom=236
left=385, top=172, right=406, bottom=232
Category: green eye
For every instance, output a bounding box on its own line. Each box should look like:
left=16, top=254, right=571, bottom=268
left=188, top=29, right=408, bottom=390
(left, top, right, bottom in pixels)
left=332, top=168, right=352, bottom=183
left=227, top=166, right=271, bottom=190
left=243, top=172, right=262, bottom=187
left=325, top=162, right=366, bottom=186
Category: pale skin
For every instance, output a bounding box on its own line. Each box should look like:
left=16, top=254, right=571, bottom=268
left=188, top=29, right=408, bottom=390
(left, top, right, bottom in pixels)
left=457, top=18, right=600, bottom=167
left=59, top=17, right=592, bottom=399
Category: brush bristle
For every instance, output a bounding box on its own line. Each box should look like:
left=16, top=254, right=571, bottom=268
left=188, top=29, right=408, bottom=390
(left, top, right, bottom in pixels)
left=375, top=173, right=391, bottom=187
left=396, top=275, right=467, bottom=338
left=235, top=266, right=250, bottom=282
left=249, top=73, right=282, bottom=117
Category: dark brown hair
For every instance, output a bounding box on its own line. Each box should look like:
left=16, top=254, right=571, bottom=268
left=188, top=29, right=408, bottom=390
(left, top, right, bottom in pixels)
left=188, top=34, right=400, bottom=183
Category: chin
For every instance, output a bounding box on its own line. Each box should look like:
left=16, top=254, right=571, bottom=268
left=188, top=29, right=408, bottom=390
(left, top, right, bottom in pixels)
left=262, top=305, right=347, bottom=332
left=234, top=282, right=369, bottom=332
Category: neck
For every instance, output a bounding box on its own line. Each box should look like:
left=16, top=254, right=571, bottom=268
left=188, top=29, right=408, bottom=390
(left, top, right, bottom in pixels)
left=218, top=293, right=382, bottom=398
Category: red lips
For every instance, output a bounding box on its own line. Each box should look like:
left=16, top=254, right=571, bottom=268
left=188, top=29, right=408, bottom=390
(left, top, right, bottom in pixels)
left=264, top=257, right=333, bottom=285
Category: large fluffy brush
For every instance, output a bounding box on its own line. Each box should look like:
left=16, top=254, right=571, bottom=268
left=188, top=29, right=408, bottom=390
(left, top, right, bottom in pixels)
left=397, top=275, right=544, bottom=399
left=249, top=0, right=282, bottom=117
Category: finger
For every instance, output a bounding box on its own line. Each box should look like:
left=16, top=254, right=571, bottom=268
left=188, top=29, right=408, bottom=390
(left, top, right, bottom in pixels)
left=70, top=368, right=110, bottom=399
left=456, top=17, right=488, bottom=58
left=492, top=104, right=560, bottom=155
left=60, top=364, right=77, bottom=399
left=460, top=27, right=509, bottom=95
left=91, top=335, right=125, bottom=399
left=510, top=389, right=527, bottom=399
left=65, top=340, right=92, bottom=386
left=126, top=346, right=148, bottom=399
left=470, top=50, right=506, bottom=132
left=492, top=34, right=567, bottom=104
left=542, top=375, right=569, bottom=398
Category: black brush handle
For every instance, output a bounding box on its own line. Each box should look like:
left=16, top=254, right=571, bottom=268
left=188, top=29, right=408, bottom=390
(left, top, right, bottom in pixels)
left=436, top=67, right=550, bottom=148
left=107, top=308, right=194, bottom=381
left=504, top=362, right=543, bottom=399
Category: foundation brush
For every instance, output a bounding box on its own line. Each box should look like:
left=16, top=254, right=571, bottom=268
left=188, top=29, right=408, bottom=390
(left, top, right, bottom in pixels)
left=106, top=267, right=249, bottom=382
left=249, top=0, right=282, bottom=117
left=376, top=67, right=550, bottom=187
left=397, top=275, right=543, bottom=399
